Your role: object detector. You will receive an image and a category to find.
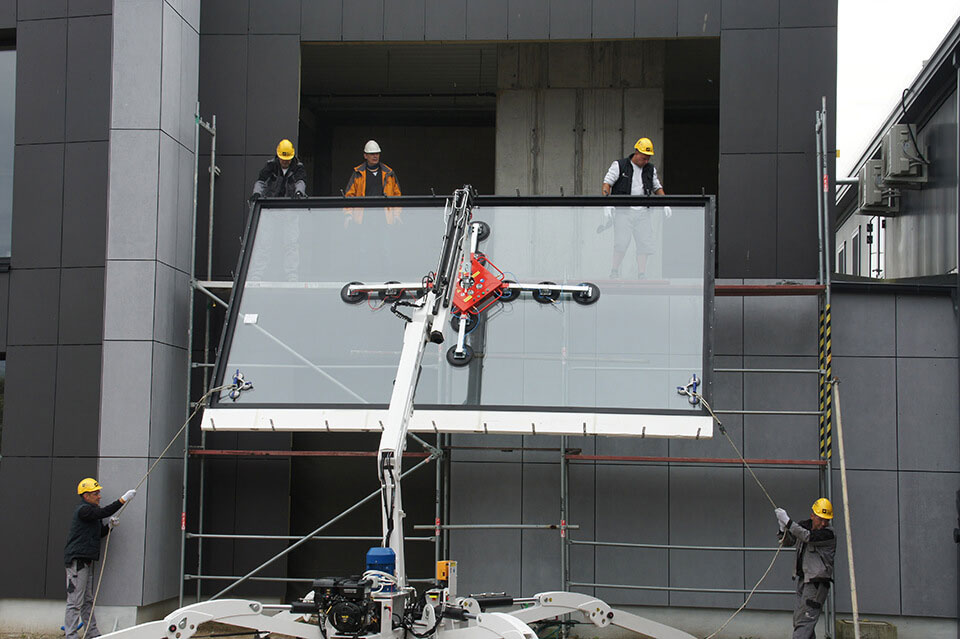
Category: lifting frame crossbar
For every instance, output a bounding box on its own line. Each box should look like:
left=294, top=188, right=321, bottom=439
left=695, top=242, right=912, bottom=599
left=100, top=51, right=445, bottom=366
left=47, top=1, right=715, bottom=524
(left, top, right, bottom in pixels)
left=178, top=99, right=838, bottom=637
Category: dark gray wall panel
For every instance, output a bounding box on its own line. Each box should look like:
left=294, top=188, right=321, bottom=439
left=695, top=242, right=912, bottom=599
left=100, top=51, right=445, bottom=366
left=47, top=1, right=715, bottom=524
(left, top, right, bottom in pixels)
left=743, top=295, right=818, bottom=356
left=677, top=0, right=719, bottom=36
left=425, top=0, right=465, bottom=40
left=44, top=457, right=98, bottom=598
left=301, top=0, right=341, bottom=40
left=1, top=345, right=57, bottom=456
left=897, top=357, right=959, bottom=472
left=898, top=471, right=958, bottom=617
left=466, top=0, right=507, bottom=40
left=62, top=141, right=108, bottom=267
left=896, top=293, right=958, bottom=357
left=232, top=459, right=290, bottom=596
left=776, top=152, right=817, bottom=277
left=8, top=268, right=61, bottom=345
left=596, top=430, right=667, bottom=457
left=567, top=462, right=596, bottom=591
left=592, top=0, right=633, bottom=39
left=595, top=464, right=668, bottom=605
left=634, top=0, right=677, bottom=37
left=742, top=356, right=819, bottom=461
left=68, top=0, right=111, bottom=17
left=197, top=154, right=245, bottom=280
left=15, top=18, right=67, bottom=144
left=58, top=267, right=104, bottom=344
left=720, top=0, right=777, bottom=29
left=0, top=0, right=14, bottom=27
left=384, top=0, right=425, bottom=40
left=245, top=35, right=300, bottom=155
left=199, top=458, right=237, bottom=595
left=12, top=144, right=64, bottom=268
left=0, top=273, right=8, bottom=350
left=52, top=344, right=102, bottom=457
left=548, top=0, right=590, bottom=39
left=342, top=0, right=384, bottom=40
left=830, top=357, right=897, bottom=470
left=249, top=0, right=301, bottom=34
left=449, top=461, right=522, bottom=596
left=18, top=0, right=67, bottom=20
left=717, top=153, right=776, bottom=277
left=201, top=0, right=250, bottom=34
left=520, top=463, right=562, bottom=594
left=0, top=457, right=52, bottom=597
left=719, top=29, right=777, bottom=154
left=198, top=36, right=247, bottom=156
left=779, top=0, right=836, bottom=27
left=65, top=15, right=111, bottom=142
left=831, top=292, right=896, bottom=357
left=713, top=295, right=742, bottom=355
left=506, top=0, right=547, bottom=40
left=830, top=470, right=902, bottom=615
left=778, top=27, right=836, bottom=153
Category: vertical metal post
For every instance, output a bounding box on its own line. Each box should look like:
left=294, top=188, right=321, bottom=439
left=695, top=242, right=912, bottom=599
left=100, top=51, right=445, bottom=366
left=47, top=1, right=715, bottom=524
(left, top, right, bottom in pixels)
left=435, top=436, right=443, bottom=565
left=179, top=102, right=203, bottom=607
left=815, top=111, right=825, bottom=287
left=559, top=435, right=569, bottom=639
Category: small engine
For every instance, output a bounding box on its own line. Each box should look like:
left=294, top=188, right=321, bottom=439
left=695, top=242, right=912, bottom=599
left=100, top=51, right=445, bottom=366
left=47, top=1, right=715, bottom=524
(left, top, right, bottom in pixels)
left=313, top=577, right=380, bottom=636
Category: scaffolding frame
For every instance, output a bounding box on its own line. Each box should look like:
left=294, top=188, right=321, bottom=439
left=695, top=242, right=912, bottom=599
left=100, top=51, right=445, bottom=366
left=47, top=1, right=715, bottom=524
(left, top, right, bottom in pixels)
left=177, top=99, right=837, bottom=636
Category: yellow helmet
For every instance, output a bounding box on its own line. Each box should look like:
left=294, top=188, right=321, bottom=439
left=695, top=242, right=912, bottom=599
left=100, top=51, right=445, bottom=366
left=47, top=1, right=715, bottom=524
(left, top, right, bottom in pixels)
left=634, top=137, right=655, bottom=156
left=276, top=139, right=295, bottom=161
left=77, top=478, right=103, bottom=495
left=812, top=497, right=833, bottom=519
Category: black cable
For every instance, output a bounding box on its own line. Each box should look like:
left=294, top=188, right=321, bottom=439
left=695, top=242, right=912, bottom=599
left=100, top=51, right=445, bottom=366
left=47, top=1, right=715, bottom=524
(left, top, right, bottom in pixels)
left=900, top=88, right=931, bottom=165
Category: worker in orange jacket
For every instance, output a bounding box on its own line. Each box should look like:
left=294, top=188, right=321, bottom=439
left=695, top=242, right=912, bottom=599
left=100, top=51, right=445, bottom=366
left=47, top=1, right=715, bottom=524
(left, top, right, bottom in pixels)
left=344, top=140, right=402, bottom=225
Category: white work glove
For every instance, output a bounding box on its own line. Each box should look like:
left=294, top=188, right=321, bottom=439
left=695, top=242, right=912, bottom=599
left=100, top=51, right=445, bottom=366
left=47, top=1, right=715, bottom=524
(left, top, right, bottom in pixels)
left=775, top=508, right=790, bottom=530
left=603, top=206, right=615, bottom=221
left=108, top=516, right=120, bottom=530
left=120, top=489, right=136, bottom=504
left=663, top=206, right=673, bottom=218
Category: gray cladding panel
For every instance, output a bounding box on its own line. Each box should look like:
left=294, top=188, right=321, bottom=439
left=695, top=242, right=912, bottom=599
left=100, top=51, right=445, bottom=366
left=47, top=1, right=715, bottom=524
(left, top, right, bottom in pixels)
left=0, top=0, right=14, bottom=26
left=448, top=461, right=522, bottom=596
left=53, top=344, right=102, bottom=457
left=19, top=0, right=67, bottom=19
left=301, top=0, right=342, bottom=41
left=44, top=457, right=99, bottom=598
left=232, top=459, right=289, bottom=595
left=62, top=141, right=108, bottom=267
left=142, top=458, right=186, bottom=603
left=898, top=471, right=958, bottom=617
left=720, top=0, right=778, bottom=29
left=341, top=0, right=384, bottom=40
left=634, top=0, right=676, bottom=38
left=201, top=155, right=246, bottom=280
left=198, top=36, right=247, bottom=156
left=110, top=0, right=162, bottom=129
left=830, top=470, right=901, bottom=615
left=65, top=15, right=111, bottom=142
left=507, top=0, right=547, bottom=40
left=245, top=35, right=301, bottom=155
left=58, top=267, right=104, bottom=344
left=98, top=340, right=153, bottom=457
left=8, top=268, right=61, bottom=345
left=778, top=0, right=836, bottom=27
left=742, top=356, right=820, bottom=461
left=896, top=293, right=958, bottom=357
left=677, top=0, right=719, bottom=36
left=148, top=342, right=188, bottom=457
left=248, top=0, right=301, bottom=34
left=12, top=143, right=65, bottom=268
left=384, top=0, right=425, bottom=40
left=520, top=463, right=562, bottom=593
left=0, top=457, right=52, bottom=597
left=778, top=28, right=836, bottom=154
left=0, top=274, right=7, bottom=350
left=595, top=464, right=668, bottom=605
left=717, top=153, right=776, bottom=277
left=106, top=130, right=160, bottom=260
left=425, top=0, right=465, bottom=40
left=2, top=345, right=58, bottom=456
left=102, top=260, right=156, bottom=341
left=567, top=463, right=596, bottom=589
left=829, top=357, right=897, bottom=470
left=68, top=0, right=112, bottom=17
left=742, top=294, right=818, bottom=356
left=15, top=18, right=67, bottom=144
left=831, top=292, right=896, bottom=357
left=719, top=29, right=777, bottom=154
left=95, top=457, right=147, bottom=605
left=548, top=0, right=590, bottom=39
left=591, top=0, right=633, bottom=39
left=466, top=0, right=507, bottom=40
left=201, top=0, right=250, bottom=34
left=713, top=294, right=743, bottom=356
left=776, top=153, right=818, bottom=277
left=897, top=357, right=959, bottom=472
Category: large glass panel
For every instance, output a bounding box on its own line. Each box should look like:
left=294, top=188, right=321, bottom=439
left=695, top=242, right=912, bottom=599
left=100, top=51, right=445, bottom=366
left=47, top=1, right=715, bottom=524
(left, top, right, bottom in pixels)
left=0, top=49, right=14, bottom=258
left=220, top=198, right=709, bottom=413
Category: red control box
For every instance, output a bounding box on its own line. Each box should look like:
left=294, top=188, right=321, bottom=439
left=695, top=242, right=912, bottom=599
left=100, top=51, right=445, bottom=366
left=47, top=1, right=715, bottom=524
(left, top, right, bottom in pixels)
left=453, top=255, right=504, bottom=314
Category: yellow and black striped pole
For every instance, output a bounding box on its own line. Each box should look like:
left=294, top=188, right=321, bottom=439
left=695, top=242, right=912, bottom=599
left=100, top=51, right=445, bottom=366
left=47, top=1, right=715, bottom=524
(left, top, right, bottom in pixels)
left=818, top=303, right=833, bottom=459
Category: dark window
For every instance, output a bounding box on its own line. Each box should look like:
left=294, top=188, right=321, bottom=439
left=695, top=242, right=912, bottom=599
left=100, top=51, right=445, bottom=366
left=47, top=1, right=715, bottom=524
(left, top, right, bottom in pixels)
left=837, top=242, right=846, bottom=275
left=0, top=47, right=13, bottom=258
left=851, top=228, right=861, bottom=276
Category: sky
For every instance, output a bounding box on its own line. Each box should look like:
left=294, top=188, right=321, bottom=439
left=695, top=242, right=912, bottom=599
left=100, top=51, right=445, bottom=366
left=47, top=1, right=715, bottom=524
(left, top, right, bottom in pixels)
left=837, top=1, right=960, bottom=176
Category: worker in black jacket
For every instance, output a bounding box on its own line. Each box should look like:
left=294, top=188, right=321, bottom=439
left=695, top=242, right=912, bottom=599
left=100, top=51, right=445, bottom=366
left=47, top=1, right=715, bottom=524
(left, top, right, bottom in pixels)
left=775, top=498, right=837, bottom=639
left=63, top=478, right=136, bottom=639
left=247, top=139, right=306, bottom=281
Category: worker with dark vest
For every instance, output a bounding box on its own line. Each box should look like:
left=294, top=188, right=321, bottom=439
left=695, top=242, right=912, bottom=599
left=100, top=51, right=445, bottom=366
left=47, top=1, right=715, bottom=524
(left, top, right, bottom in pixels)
left=63, top=478, right=136, bottom=639
left=600, top=137, right=667, bottom=279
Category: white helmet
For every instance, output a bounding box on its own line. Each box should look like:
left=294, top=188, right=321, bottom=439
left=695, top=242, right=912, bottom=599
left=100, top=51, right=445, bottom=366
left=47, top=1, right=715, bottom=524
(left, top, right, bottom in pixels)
left=363, top=140, right=382, bottom=154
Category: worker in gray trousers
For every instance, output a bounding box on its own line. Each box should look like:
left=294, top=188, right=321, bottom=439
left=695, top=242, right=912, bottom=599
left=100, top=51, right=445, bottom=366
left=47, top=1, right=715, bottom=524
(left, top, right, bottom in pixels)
left=775, top=498, right=837, bottom=639
left=64, top=478, right=136, bottom=639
